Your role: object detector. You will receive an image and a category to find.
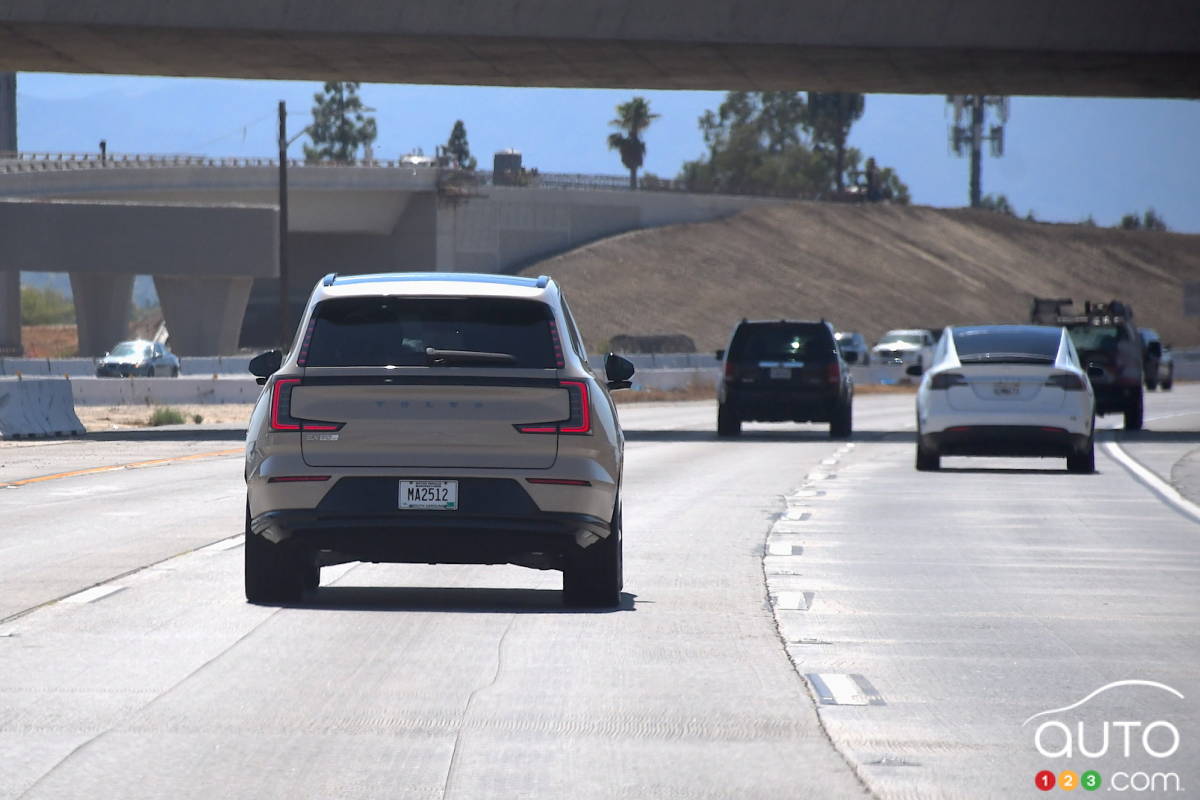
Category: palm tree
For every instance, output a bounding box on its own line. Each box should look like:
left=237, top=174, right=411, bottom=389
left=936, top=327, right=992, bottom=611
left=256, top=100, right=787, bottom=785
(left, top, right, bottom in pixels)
left=607, top=97, right=660, bottom=190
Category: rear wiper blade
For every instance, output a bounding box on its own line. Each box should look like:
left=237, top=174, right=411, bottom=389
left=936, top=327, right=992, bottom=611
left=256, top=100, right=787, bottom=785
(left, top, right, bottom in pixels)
left=425, top=347, right=518, bottom=366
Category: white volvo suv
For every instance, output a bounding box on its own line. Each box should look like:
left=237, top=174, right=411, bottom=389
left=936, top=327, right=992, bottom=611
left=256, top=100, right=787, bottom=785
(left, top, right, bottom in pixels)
left=244, top=272, right=634, bottom=607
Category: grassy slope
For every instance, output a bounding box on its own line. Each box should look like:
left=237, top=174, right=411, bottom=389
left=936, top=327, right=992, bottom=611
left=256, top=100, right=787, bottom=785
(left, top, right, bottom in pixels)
left=520, top=202, right=1200, bottom=351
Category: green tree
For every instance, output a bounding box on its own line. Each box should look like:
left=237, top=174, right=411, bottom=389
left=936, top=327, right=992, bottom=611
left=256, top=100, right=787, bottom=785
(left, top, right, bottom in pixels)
left=607, top=97, right=660, bottom=190
left=303, top=82, right=377, bottom=163
left=20, top=286, right=75, bottom=325
left=445, top=120, right=476, bottom=169
left=806, top=93, right=865, bottom=193
left=979, top=193, right=1015, bottom=216
left=1119, top=208, right=1169, bottom=231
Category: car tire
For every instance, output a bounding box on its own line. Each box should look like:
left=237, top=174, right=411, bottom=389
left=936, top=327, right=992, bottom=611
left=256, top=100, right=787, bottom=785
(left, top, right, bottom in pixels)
left=171, top=367, right=179, bottom=378
left=1124, top=392, right=1144, bottom=431
left=1145, top=379, right=1157, bottom=391
left=1163, top=369, right=1174, bottom=391
left=1067, top=437, right=1095, bottom=474
left=244, top=504, right=305, bottom=604
left=830, top=402, right=852, bottom=439
left=717, top=403, right=741, bottom=437
left=563, top=503, right=622, bottom=608
left=915, top=439, right=940, bottom=471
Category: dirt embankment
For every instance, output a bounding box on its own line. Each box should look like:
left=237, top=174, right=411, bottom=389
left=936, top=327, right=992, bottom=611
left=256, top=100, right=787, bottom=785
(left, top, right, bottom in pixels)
left=521, top=203, right=1200, bottom=351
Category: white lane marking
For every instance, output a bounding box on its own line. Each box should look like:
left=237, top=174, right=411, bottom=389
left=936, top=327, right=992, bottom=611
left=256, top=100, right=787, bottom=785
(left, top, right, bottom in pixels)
left=1103, top=441, right=1200, bottom=524
left=767, top=541, right=794, bottom=556
left=772, top=591, right=812, bottom=610
left=821, top=457, right=839, bottom=466
left=805, top=471, right=836, bottom=481
left=198, top=536, right=245, bottom=553
left=783, top=510, right=811, bottom=521
left=60, top=585, right=126, bottom=605
left=806, top=673, right=886, bottom=706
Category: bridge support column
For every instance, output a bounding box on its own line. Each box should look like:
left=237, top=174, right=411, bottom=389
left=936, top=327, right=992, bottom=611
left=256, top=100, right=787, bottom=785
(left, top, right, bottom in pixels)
left=154, top=275, right=252, bottom=356
left=70, top=272, right=134, bottom=357
left=0, top=271, right=20, bottom=355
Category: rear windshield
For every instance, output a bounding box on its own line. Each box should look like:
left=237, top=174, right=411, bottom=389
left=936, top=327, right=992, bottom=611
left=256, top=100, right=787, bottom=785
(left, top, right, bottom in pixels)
left=879, top=332, right=924, bottom=345
left=953, top=326, right=1061, bottom=362
left=303, top=297, right=558, bottom=368
left=730, top=324, right=835, bottom=362
left=1068, top=325, right=1126, bottom=353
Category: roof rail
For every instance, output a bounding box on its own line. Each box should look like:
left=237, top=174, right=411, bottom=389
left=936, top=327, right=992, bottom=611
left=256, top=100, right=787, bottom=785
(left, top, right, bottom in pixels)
left=536, top=275, right=550, bottom=288
left=322, top=272, right=338, bottom=287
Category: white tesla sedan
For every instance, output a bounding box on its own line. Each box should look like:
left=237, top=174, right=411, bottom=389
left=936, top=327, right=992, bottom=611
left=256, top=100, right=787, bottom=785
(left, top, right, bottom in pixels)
left=914, top=325, right=1096, bottom=473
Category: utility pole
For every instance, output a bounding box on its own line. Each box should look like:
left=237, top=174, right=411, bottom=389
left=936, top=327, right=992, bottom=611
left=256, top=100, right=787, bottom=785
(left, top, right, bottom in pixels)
left=947, top=95, right=1008, bottom=208
left=277, top=101, right=290, bottom=349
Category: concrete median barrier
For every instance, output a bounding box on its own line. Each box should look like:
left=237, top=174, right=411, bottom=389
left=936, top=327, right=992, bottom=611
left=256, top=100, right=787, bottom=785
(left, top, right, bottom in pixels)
left=69, top=376, right=264, bottom=406
left=0, top=377, right=86, bottom=438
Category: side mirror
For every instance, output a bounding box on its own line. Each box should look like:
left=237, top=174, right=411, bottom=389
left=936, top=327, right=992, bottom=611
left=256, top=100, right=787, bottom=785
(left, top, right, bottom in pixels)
left=1147, top=341, right=1163, bottom=358
left=249, top=349, right=283, bottom=382
left=715, top=349, right=725, bottom=361
left=605, top=353, right=635, bottom=391
left=1086, top=365, right=1104, bottom=379
left=905, top=364, right=923, bottom=377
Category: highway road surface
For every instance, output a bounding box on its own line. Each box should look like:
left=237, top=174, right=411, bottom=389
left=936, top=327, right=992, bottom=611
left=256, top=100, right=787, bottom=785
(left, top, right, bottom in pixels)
left=2, top=390, right=1197, bottom=799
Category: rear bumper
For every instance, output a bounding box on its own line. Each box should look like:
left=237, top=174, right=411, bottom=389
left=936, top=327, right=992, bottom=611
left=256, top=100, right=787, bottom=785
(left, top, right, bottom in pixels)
left=249, top=475, right=612, bottom=569
left=922, top=425, right=1091, bottom=457
left=723, top=387, right=842, bottom=422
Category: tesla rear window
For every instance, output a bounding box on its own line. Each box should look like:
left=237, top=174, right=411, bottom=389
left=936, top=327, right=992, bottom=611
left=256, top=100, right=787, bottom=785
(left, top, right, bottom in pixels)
left=952, top=327, right=1061, bottom=360
left=304, top=297, right=558, bottom=368
left=730, top=325, right=836, bottom=362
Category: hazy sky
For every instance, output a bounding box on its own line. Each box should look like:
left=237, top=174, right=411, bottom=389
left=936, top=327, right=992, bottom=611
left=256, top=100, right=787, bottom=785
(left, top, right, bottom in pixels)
left=15, top=73, right=1200, bottom=233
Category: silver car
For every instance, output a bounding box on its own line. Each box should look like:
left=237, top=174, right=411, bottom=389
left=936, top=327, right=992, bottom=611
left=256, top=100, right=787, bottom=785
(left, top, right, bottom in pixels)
left=244, top=272, right=633, bottom=607
left=94, top=339, right=180, bottom=377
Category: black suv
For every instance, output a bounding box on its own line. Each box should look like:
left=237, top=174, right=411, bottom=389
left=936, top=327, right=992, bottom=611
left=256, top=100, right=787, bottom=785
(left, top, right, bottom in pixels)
left=716, top=319, right=853, bottom=438
left=1061, top=301, right=1144, bottom=430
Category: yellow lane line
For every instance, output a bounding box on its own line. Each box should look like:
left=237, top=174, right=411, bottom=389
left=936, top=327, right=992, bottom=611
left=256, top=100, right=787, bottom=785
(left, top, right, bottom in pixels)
left=1, top=448, right=243, bottom=488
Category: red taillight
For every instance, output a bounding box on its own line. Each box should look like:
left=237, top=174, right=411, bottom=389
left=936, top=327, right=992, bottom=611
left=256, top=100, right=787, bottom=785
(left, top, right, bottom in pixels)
left=930, top=372, right=967, bottom=390
left=826, top=362, right=840, bottom=385
left=1040, top=427, right=1067, bottom=433
left=526, top=478, right=593, bottom=486
left=547, top=319, right=566, bottom=368
left=1045, top=373, right=1086, bottom=391
left=295, top=316, right=317, bottom=366
left=269, top=378, right=344, bottom=432
left=268, top=475, right=331, bottom=483
left=516, top=380, right=591, bottom=435
left=724, top=360, right=735, bottom=380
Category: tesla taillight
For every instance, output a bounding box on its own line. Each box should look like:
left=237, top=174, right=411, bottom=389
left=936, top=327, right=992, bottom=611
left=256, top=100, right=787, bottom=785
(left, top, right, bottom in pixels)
left=269, top=378, right=345, bottom=432
left=1045, top=373, right=1086, bottom=391
left=516, top=380, right=591, bottom=435
left=930, top=372, right=967, bottom=390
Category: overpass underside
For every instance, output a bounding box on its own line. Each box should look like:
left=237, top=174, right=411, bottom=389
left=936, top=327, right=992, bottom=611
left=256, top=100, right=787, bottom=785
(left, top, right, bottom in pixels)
left=2, top=1, right=1199, bottom=97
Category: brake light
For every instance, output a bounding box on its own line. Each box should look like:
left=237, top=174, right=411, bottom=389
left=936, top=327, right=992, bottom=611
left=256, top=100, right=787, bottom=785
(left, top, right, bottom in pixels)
left=269, top=378, right=345, bottom=432
left=826, top=362, right=841, bottom=385
left=724, top=359, right=735, bottom=380
left=930, top=372, right=967, bottom=390
left=268, top=475, right=331, bottom=483
left=1045, top=373, right=1086, bottom=391
left=547, top=319, right=566, bottom=368
left=295, top=316, right=317, bottom=366
left=516, top=380, right=591, bottom=435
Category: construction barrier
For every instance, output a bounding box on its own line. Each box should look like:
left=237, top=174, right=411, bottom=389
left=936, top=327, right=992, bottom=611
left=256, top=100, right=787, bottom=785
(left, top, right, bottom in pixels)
left=0, top=377, right=85, bottom=439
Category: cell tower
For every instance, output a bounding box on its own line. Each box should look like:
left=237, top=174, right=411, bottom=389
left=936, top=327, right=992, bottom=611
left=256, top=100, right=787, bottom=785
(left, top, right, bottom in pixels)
left=947, top=95, right=1008, bottom=208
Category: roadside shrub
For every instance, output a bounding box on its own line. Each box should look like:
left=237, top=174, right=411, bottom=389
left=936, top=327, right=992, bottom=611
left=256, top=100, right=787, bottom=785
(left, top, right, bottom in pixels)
left=147, top=406, right=186, bottom=426
left=192, top=414, right=204, bottom=424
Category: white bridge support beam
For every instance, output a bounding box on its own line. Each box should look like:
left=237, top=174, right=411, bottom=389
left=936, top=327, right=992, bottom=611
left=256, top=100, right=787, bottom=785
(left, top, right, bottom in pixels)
left=69, top=272, right=134, bottom=358
left=155, top=275, right=253, bottom=357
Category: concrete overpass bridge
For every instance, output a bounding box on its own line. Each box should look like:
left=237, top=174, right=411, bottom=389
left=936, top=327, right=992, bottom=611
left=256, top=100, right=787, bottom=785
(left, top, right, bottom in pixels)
left=1, top=1, right=1197, bottom=97
left=0, top=155, right=768, bottom=355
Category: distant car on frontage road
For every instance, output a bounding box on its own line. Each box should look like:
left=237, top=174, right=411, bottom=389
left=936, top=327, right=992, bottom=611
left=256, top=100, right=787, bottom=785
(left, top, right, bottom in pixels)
left=95, top=340, right=180, bottom=378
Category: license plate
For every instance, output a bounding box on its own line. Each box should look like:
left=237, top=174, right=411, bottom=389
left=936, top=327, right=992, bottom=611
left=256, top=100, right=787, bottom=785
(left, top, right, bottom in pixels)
left=769, top=367, right=792, bottom=379
left=399, top=480, right=458, bottom=510
left=992, top=381, right=1020, bottom=396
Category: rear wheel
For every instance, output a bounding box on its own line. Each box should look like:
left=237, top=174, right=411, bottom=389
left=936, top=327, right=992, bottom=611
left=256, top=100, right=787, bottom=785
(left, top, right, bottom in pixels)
left=915, top=439, right=940, bottom=471
left=717, top=403, right=741, bottom=437
left=1067, top=436, right=1095, bottom=474
left=1163, top=369, right=1174, bottom=391
left=244, top=504, right=306, bottom=604
left=171, top=367, right=179, bottom=378
left=1124, top=392, right=1144, bottom=431
left=1146, top=379, right=1158, bottom=391
left=829, top=402, right=852, bottom=439
left=563, top=503, right=622, bottom=608
left=146, top=366, right=156, bottom=378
